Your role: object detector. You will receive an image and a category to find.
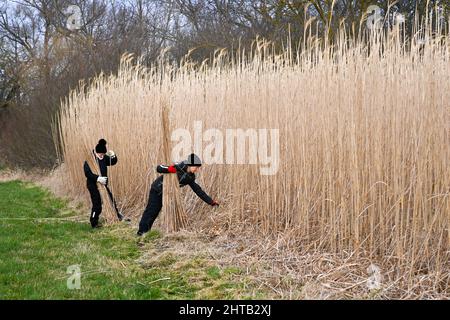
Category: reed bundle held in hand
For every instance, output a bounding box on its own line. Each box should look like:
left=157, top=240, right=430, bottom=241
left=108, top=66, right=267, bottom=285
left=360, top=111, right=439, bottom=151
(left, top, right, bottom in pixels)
left=160, top=102, right=188, bottom=232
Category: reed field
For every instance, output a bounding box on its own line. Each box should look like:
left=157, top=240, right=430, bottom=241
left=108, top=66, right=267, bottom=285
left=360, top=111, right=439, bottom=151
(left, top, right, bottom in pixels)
left=55, top=23, right=450, bottom=298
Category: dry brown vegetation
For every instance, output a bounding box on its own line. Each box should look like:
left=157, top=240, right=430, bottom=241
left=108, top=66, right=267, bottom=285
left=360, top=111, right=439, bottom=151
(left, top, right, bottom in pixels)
left=55, top=22, right=450, bottom=299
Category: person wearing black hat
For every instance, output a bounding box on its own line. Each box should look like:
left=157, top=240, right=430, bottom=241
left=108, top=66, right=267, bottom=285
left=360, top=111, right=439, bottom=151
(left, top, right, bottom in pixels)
left=137, top=153, right=219, bottom=236
left=83, top=138, right=118, bottom=228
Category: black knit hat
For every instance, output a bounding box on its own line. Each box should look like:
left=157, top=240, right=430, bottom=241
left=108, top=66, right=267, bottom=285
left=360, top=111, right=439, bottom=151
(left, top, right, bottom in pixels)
left=95, top=139, right=107, bottom=153
left=184, top=153, right=202, bottom=166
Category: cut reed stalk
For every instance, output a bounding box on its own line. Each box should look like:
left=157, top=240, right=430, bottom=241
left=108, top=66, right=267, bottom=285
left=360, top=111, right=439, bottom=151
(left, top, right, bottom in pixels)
left=160, top=100, right=188, bottom=232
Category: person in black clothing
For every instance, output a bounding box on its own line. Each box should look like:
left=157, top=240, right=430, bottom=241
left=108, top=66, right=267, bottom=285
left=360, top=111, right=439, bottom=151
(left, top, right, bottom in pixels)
left=83, top=139, right=118, bottom=228
left=137, top=153, right=219, bottom=236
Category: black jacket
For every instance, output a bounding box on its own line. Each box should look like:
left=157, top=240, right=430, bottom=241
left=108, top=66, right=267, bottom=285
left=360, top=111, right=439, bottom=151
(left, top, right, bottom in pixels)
left=151, top=162, right=214, bottom=205
left=84, top=151, right=118, bottom=185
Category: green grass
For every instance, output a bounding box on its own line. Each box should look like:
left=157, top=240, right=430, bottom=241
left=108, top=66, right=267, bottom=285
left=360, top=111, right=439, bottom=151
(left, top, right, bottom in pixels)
left=0, top=180, right=254, bottom=299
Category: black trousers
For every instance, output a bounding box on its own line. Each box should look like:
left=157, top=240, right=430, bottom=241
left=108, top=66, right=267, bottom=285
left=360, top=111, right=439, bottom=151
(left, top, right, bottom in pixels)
left=138, top=188, right=163, bottom=233
left=87, top=183, right=102, bottom=228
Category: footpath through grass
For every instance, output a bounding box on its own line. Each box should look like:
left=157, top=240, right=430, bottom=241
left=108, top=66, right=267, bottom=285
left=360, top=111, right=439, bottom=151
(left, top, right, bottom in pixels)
left=0, top=180, right=255, bottom=299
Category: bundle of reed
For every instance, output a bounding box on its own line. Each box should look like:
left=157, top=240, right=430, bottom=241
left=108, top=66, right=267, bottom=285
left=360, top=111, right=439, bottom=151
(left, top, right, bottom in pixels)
left=160, top=100, right=188, bottom=232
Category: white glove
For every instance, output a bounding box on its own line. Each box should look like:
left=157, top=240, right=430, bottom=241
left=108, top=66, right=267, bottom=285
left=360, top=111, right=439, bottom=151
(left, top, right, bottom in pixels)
left=106, top=150, right=116, bottom=158
left=97, top=176, right=108, bottom=185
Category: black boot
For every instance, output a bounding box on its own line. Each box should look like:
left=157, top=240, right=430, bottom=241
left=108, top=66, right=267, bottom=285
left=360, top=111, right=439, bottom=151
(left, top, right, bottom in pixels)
left=90, top=211, right=101, bottom=228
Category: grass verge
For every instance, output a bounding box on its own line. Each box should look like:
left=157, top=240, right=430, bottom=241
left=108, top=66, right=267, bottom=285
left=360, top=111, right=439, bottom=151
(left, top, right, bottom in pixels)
left=0, top=180, right=257, bottom=299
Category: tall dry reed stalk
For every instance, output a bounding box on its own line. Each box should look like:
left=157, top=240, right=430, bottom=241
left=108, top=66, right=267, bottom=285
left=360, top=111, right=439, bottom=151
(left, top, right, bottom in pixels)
left=160, top=100, right=188, bottom=232
left=56, top=21, right=450, bottom=295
